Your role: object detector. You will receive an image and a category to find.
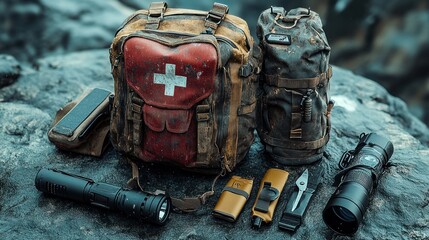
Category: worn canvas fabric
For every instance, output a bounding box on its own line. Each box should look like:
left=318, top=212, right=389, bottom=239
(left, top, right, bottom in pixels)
left=256, top=7, right=333, bottom=165
left=110, top=2, right=260, bottom=173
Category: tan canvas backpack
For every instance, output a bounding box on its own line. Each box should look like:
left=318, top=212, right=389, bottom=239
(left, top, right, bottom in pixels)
left=109, top=2, right=260, bottom=211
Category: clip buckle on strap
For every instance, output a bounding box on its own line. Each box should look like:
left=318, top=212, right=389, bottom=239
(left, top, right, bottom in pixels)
left=254, top=182, right=280, bottom=213
left=146, top=2, right=168, bottom=30
left=270, top=6, right=285, bottom=16
left=239, top=61, right=262, bottom=78
left=239, top=63, right=253, bottom=78
left=204, top=2, right=229, bottom=33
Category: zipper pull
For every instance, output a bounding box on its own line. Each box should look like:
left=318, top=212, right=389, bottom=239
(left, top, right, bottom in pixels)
left=114, top=54, right=122, bottom=68
left=111, top=54, right=122, bottom=73
left=302, top=89, right=314, bottom=123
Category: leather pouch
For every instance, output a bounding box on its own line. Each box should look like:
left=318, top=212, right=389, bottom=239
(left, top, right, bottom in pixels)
left=48, top=88, right=113, bottom=157
left=212, top=176, right=254, bottom=222
left=251, top=168, right=289, bottom=228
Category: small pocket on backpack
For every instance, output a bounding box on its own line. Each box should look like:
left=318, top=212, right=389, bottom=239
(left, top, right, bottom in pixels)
left=141, top=104, right=198, bottom=166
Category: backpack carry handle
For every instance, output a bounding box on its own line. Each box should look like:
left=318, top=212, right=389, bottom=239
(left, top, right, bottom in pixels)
left=146, top=2, right=168, bottom=30
left=272, top=7, right=311, bottom=30
left=204, top=2, right=229, bottom=33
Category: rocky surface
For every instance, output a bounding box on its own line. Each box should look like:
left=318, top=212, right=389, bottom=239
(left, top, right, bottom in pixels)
left=0, top=55, right=21, bottom=88
left=0, top=48, right=428, bottom=239
left=0, top=0, right=133, bottom=62
left=1, top=1, right=428, bottom=239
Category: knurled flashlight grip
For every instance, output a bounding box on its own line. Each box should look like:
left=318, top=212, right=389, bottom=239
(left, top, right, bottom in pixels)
left=35, top=168, right=171, bottom=225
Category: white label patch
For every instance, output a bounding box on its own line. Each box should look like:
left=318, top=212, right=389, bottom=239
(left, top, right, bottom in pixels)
left=153, top=64, right=187, bottom=96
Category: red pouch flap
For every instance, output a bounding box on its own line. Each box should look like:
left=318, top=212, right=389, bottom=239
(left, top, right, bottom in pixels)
left=124, top=37, right=218, bottom=110
left=143, top=105, right=193, bottom=134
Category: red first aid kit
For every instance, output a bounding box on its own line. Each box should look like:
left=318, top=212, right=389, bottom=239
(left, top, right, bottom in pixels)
left=124, top=37, right=218, bottom=165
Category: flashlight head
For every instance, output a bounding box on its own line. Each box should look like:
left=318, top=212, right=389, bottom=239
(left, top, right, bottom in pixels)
left=323, top=133, right=394, bottom=235
left=116, top=190, right=172, bottom=225
left=155, top=196, right=171, bottom=225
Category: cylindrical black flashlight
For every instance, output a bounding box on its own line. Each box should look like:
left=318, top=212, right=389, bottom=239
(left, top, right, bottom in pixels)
left=35, top=168, right=171, bottom=225
left=323, top=133, right=394, bottom=235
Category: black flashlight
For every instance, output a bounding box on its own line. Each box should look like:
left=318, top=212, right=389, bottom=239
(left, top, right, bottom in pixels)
left=323, top=133, right=394, bottom=235
left=35, top=168, right=171, bottom=225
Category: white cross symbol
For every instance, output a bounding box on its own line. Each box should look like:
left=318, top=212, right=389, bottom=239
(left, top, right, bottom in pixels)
left=153, top=64, right=187, bottom=96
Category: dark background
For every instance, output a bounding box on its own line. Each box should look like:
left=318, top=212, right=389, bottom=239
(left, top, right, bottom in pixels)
left=1, top=1, right=429, bottom=240
left=1, top=0, right=428, bottom=126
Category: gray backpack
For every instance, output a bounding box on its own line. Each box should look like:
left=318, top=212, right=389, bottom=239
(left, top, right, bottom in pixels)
left=256, top=7, right=334, bottom=165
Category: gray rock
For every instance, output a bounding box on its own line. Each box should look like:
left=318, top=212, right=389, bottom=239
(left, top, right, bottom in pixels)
left=0, top=55, right=21, bottom=88
left=0, top=50, right=113, bottom=115
left=0, top=50, right=428, bottom=239
left=0, top=0, right=133, bottom=61
left=118, top=0, right=147, bottom=10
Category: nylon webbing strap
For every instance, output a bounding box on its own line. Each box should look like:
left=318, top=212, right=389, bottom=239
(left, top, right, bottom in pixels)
left=205, top=2, right=229, bottom=32
left=170, top=190, right=214, bottom=213
left=130, top=93, right=144, bottom=156
left=127, top=160, right=144, bottom=191
left=265, top=66, right=333, bottom=89
left=224, top=62, right=243, bottom=172
left=238, top=102, right=257, bottom=115
left=260, top=131, right=329, bottom=150
left=326, top=100, right=335, bottom=135
left=196, top=104, right=212, bottom=166
left=223, top=186, right=250, bottom=199
left=290, top=93, right=302, bottom=139
left=169, top=167, right=223, bottom=212
left=127, top=160, right=222, bottom=213
left=290, top=112, right=302, bottom=139
left=146, top=2, right=167, bottom=30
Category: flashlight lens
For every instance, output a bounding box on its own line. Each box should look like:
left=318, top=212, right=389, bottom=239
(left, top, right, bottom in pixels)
left=159, top=200, right=168, bottom=222
left=333, top=206, right=356, bottom=222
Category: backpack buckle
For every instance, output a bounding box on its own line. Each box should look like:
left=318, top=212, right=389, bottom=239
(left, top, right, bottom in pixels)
left=147, top=2, right=168, bottom=30
left=204, top=3, right=229, bottom=33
